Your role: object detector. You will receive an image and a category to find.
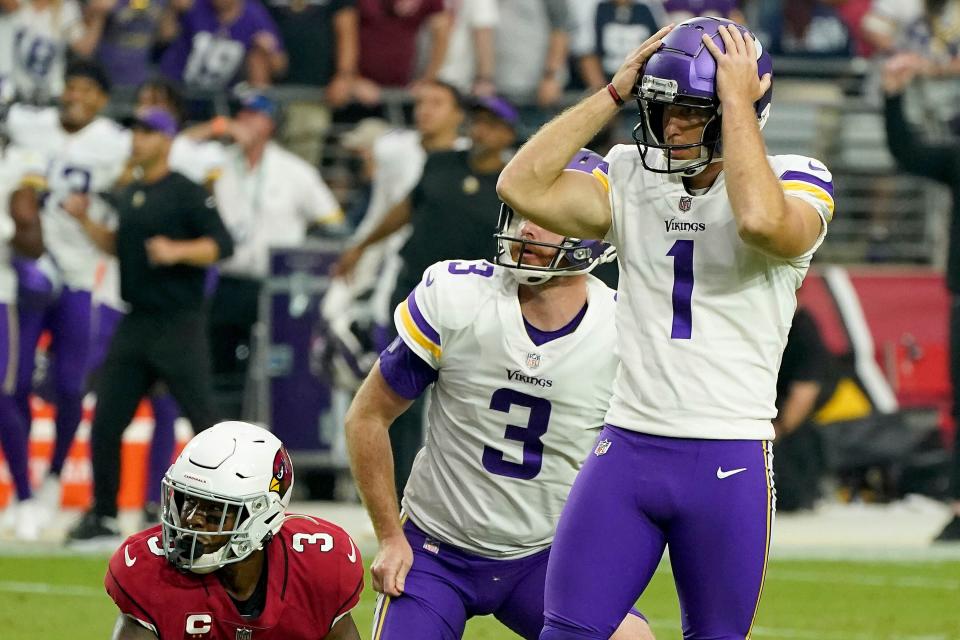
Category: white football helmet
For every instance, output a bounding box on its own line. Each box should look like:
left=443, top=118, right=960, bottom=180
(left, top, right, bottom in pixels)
left=160, top=421, right=295, bottom=574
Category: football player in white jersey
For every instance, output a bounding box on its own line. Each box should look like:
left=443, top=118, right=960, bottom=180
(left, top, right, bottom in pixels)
left=345, top=153, right=652, bottom=640
left=4, top=60, right=131, bottom=519
left=498, top=18, right=833, bottom=640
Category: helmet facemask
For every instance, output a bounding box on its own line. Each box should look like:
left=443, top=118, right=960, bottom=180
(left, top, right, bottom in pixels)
left=493, top=203, right=616, bottom=285
left=633, top=75, right=722, bottom=177
left=160, top=477, right=284, bottom=574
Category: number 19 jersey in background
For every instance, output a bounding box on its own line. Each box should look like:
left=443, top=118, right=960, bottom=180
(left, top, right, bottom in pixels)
left=394, top=260, right=619, bottom=559
left=599, top=145, right=833, bottom=441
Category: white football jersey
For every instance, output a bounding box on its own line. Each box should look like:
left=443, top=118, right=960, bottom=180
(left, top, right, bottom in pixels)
left=396, top=260, right=618, bottom=558
left=598, top=145, right=833, bottom=441
left=6, top=105, right=131, bottom=290
left=5, top=0, right=84, bottom=100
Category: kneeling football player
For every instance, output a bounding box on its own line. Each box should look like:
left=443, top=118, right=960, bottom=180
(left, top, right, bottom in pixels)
left=105, top=421, right=364, bottom=639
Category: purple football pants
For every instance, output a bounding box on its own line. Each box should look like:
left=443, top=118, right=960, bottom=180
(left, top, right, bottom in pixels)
left=541, top=426, right=775, bottom=640
left=14, top=262, right=93, bottom=477
left=373, top=519, right=645, bottom=640
left=0, top=303, right=32, bottom=501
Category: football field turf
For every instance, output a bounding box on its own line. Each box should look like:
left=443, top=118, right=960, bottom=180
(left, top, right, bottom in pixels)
left=0, top=554, right=957, bottom=639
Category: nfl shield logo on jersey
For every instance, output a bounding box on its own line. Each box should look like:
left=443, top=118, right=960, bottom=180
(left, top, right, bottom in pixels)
left=526, top=352, right=541, bottom=369
left=678, top=196, right=692, bottom=212
left=236, top=629, right=253, bottom=640
left=594, top=439, right=612, bottom=456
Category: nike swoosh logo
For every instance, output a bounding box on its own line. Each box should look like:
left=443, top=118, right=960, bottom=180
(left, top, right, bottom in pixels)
left=425, top=272, right=435, bottom=287
left=808, top=160, right=825, bottom=172
left=716, top=466, right=747, bottom=479
left=124, top=545, right=137, bottom=567
left=346, top=537, right=357, bottom=564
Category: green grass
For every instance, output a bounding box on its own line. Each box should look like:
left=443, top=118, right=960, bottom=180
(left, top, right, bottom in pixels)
left=0, top=555, right=958, bottom=639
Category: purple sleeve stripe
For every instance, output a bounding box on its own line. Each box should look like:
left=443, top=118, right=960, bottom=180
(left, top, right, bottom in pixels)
left=379, top=338, right=438, bottom=400
left=406, top=289, right=441, bottom=346
left=779, top=170, right=833, bottom=197
left=597, top=160, right=609, bottom=175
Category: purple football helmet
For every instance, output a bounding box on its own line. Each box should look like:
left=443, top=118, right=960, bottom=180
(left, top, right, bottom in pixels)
left=632, top=17, right=774, bottom=176
left=494, top=149, right=617, bottom=285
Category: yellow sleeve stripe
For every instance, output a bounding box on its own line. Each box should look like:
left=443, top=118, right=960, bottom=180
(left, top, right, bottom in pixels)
left=18, top=175, right=47, bottom=191
left=316, top=208, right=345, bottom=226
left=399, top=302, right=442, bottom=361
left=203, top=168, right=223, bottom=186
left=591, top=167, right=610, bottom=193
left=782, top=180, right=835, bottom=221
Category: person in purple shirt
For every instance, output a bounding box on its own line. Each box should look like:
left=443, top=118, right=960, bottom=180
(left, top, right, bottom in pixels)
left=95, top=0, right=170, bottom=88
left=159, top=0, right=286, bottom=91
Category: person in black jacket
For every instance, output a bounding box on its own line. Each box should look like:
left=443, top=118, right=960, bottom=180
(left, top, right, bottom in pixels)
left=774, top=307, right=840, bottom=511
left=883, top=52, right=960, bottom=541
left=63, top=108, right=235, bottom=545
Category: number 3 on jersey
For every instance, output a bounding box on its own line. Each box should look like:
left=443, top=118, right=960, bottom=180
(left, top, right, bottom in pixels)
left=668, top=240, right=694, bottom=339
left=482, top=388, right=551, bottom=480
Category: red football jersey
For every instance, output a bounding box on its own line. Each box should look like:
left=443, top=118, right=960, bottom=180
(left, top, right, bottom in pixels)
left=105, top=516, right=364, bottom=639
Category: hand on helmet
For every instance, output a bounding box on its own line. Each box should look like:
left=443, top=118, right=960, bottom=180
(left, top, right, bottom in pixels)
left=610, top=24, right=674, bottom=101
left=701, top=24, right=772, bottom=109
left=371, top=533, right=414, bottom=597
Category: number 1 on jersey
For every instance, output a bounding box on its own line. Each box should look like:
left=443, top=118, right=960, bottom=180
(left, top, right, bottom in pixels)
left=667, top=240, right=694, bottom=339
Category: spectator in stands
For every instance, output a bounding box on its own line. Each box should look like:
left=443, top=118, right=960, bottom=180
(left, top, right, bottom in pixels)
left=494, top=0, right=568, bottom=137
left=354, top=0, right=450, bottom=107
left=882, top=53, right=960, bottom=541
left=774, top=307, right=840, bottom=512
left=759, top=0, right=855, bottom=57
left=328, top=80, right=463, bottom=363
left=861, top=0, right=923, bottom=54
left=159, top=0, right=287, bottom=92
left=573, top=0, right=666, bottom=93
left=2, top=0, right=110, bottom=102
left=265, top=0, right=357, bottom=165
left=192, top=93, right=343, bottom=419
left=333, top=95, right=515, bottom=497
left=897, top=0, right=960, bottom=75
left=663, top=0, right=746, bottom=25
left=436, top=0, right=497, bottom=96
left=94, top=0, right=169, bottom=89
left=819, top=0, right=874, bottom=57
left=0, top=1, right=13, bottom=96
left=339, top=117, right=392, bottom=230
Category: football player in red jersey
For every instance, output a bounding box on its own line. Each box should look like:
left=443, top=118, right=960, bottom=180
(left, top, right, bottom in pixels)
left=104, top=421, right=364, bottom=639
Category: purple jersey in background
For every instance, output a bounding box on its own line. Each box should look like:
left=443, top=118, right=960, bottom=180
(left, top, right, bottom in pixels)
left=159, top=0, right=284, bottom=90
left=97, top=0, right=169, bottom=88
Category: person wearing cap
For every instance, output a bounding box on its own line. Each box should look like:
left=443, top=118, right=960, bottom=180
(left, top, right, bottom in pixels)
left=333, top=94, right=517, bottom=497
left=189, top=92, right=343, bottom=419
left=324, top=81, right=466, bottom=402
left=63, top=106, right=234, bottom=545
left=3, top=60, right=131, bottom=529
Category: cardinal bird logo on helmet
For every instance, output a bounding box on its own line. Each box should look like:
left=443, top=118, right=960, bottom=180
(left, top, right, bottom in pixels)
left=270, top=447, right=293, bottom=497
